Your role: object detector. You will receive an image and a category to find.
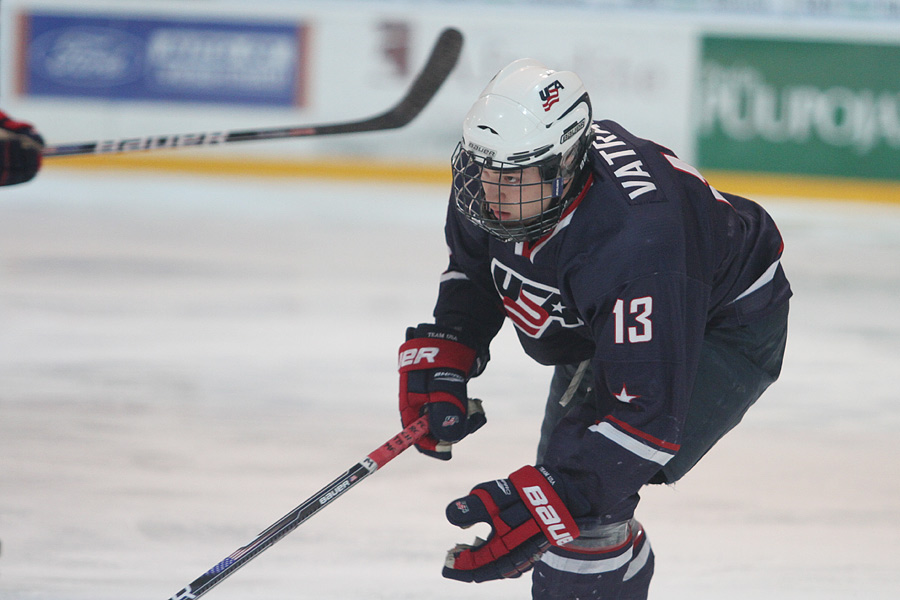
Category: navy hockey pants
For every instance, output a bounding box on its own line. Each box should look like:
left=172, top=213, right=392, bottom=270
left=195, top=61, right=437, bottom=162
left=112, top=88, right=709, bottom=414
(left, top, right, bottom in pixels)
left=532, top=301, right=789, bottom=599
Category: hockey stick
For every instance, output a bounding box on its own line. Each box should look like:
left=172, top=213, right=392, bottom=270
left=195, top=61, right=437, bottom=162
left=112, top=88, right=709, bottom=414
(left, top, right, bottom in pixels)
left=43, top=28, right=463, bottom=157
left=167, top=415, right=429, bottom=600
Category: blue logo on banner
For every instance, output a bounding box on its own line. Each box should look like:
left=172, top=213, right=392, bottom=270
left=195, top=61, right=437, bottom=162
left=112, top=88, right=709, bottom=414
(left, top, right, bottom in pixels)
left=21, top=13, right=306, bottom=107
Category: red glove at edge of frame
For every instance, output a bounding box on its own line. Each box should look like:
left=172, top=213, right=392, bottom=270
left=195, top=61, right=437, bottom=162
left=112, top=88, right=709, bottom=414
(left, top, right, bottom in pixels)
left=0, top=110, right=44, bottom=186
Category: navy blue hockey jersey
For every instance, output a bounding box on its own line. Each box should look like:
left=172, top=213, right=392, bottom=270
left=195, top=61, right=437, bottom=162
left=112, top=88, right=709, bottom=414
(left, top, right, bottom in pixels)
left=434, top=120, right=791, bottom=517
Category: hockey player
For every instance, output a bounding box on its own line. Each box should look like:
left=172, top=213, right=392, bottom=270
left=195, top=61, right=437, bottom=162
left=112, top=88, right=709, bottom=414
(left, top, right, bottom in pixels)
left=0, top=110, right=43, bottom=186
left=397, top=59, right=790, bottom=598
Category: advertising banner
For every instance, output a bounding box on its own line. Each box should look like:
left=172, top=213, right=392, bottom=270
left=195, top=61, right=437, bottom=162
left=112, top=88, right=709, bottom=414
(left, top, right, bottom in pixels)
left=696, top=36, right=900, bottom=181
left=18, top=12, right=308, bottom=107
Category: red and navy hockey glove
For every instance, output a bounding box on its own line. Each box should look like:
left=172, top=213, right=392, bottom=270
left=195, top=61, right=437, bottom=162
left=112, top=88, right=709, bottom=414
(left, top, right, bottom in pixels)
left=398, top=323, right=486, bottom=460
left=0, top=111, right=43, bottom=186
left=443, top=465, right=590, bottom=583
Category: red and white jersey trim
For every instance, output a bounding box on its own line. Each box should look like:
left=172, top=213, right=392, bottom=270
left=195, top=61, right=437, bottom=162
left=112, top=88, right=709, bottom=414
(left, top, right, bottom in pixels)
left=588, top=416, right=679, bottom=466
left=731, top=258, right=781, bottom=303
left=663, top=154, right=731, bottom=206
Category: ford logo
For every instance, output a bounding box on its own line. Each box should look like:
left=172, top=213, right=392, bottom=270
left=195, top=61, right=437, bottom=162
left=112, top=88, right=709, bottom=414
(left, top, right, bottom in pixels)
left=30, top=25, right=144, bottom=88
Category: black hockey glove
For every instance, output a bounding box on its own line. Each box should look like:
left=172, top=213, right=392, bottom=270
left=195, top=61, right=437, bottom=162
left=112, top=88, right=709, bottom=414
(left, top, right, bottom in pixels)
left=0, top=111, right=43, bottom=186
left=443, top=465, right=590, bottom=583
left=398, top=323, right=487, bottom=460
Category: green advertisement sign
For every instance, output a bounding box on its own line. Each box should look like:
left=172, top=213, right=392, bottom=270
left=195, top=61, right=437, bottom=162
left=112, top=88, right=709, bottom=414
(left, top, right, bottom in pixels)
left=697, top=36, right=900, bottom=181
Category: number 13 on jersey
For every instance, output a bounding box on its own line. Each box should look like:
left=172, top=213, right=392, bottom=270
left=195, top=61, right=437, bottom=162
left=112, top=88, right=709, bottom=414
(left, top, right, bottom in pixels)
left=613, top=297, right=653, bottom=344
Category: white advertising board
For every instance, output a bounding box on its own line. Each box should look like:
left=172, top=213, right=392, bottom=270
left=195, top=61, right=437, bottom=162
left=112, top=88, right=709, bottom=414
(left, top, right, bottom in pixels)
left=0, top=0, right=696, bottom=164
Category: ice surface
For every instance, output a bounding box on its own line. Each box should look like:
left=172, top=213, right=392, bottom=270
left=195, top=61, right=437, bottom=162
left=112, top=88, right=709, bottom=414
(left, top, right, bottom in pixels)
left=1, top=168, right=899, bottom=599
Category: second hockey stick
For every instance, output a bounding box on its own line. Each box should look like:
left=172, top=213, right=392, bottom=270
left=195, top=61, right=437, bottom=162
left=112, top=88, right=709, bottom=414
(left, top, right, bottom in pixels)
left=167, top=415, right=429, bottom=600
left=44, top=28, right=463, bottom=157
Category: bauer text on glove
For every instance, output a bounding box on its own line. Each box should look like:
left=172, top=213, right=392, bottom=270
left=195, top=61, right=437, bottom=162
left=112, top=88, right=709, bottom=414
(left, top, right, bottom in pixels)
left=442, top=465, right=590, bottom=583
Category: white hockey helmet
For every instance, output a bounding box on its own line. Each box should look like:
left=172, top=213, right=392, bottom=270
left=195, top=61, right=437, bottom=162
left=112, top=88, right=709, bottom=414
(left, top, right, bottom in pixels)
left=451, top=58, right=592, bottom=242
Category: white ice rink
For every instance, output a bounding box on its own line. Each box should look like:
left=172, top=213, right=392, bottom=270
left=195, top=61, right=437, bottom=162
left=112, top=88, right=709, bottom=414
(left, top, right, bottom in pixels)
left=1, top=167, right=899, bottom=599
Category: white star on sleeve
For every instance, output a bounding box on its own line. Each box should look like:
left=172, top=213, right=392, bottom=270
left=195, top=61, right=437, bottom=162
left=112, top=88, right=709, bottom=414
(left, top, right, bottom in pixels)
left=614, top=385, right=639, bottom=403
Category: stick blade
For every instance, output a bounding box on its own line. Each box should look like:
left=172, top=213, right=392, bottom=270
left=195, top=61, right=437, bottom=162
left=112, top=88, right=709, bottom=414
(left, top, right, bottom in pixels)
left=384, top=27, right=464, bottom=127
left=305, top=26, right=463, bottom=136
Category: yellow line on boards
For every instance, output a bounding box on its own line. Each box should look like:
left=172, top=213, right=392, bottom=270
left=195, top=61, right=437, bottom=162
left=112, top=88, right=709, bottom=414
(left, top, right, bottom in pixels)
left=44, top=153, right=452, bottom=185
left=704, top=170, right=900, bottom=205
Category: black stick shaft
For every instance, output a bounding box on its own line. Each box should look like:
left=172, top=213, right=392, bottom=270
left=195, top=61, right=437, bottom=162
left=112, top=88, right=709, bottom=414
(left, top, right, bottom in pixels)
left=167, top=416, right=429, bottom=600
left=44, top=28, right=463, bottom=157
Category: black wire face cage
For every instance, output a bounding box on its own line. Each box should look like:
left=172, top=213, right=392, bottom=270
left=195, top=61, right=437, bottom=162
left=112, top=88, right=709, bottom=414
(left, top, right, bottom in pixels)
left=451, top=143, right=567, bottom=243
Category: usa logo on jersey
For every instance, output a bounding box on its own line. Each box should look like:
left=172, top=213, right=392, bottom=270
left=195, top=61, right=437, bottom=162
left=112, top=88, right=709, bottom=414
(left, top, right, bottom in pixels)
left=492, top=259, right=583, bottom=338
